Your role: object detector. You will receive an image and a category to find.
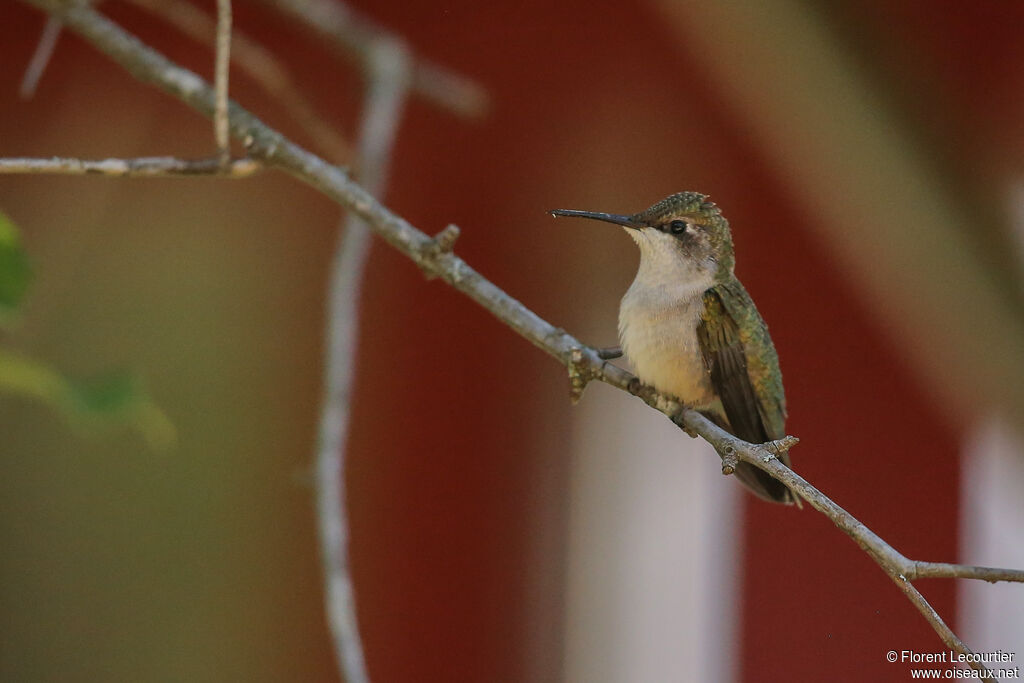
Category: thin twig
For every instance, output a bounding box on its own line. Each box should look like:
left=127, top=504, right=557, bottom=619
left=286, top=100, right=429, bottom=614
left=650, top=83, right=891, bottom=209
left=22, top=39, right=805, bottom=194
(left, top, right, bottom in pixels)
left=214, top=0, right=232, bottom=164
left=254, top=0, right=488, bottom=118
left=20, top=15, right=63, bottom=98
left=314, top=33, right=411, bottom=683
left=891, top=577, right=994, bottom=679
left=0, top=156, right=261, bottom=177
left=122, top=0, right=350, bottom=161
left=11, top=1, right=1022, bottom=677
left=907, top=561, right=1024, bottom=584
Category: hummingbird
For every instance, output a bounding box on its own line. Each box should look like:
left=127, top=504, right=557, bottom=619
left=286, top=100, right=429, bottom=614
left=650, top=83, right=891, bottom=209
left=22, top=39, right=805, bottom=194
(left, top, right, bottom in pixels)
left=551, top=192, right=798, bottom=504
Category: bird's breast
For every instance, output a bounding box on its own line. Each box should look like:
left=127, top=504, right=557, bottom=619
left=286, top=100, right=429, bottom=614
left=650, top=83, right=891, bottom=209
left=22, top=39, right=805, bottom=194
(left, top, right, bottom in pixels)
left=618, top=285, right=717, bottom=408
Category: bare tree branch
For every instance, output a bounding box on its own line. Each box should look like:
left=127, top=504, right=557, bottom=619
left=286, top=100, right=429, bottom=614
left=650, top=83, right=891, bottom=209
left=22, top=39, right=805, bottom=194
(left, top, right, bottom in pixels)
left=0, top=156, right=261, bottom=177
left=314, top=31, right=411, bottom=683
left=122, top=0, right=350, bottom=161
left=20, top=15, right=62, bottom=98
left=10, top=1, right=1020, bottom=678
left=907, top=561, right=1024, bottom=584
left=892, top=577, right=978, bottom=656
left=254, top=0, right=488, bottom=118
left=213, top=0, right=232, bottom=164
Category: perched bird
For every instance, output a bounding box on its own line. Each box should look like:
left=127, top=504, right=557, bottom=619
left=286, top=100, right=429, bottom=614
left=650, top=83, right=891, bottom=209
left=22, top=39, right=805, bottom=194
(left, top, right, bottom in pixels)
left=552, top=192, right=798, bottom=504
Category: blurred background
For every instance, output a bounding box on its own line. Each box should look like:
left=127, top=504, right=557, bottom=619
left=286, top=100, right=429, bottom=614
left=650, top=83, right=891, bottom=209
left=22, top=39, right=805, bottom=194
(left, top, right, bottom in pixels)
left=2, top=1, right=1024, bottom=681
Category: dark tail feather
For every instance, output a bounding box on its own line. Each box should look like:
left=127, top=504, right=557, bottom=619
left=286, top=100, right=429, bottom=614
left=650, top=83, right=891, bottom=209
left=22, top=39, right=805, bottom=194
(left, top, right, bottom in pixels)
left=699, top=410, right=801, bottom=506
left=733, top=461, right=799, bottom=505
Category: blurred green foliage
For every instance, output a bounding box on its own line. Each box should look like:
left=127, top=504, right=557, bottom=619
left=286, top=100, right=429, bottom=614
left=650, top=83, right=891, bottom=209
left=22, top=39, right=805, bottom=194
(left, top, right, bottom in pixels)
left=0, top=211, right=173, bottom=448
left=0, top=209, right=30, bottom=321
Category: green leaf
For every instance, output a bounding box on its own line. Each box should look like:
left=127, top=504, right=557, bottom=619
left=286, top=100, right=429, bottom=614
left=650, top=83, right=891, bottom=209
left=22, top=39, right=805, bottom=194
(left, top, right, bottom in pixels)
left=0, top=347, right=175, bottom=450
left=68, top=371, right=139, bottom=415
left=0, top=346, right=67, bottom=405
left=67, top=370, right=176, bottom=450
left=0, top=211, right=31, bottom=320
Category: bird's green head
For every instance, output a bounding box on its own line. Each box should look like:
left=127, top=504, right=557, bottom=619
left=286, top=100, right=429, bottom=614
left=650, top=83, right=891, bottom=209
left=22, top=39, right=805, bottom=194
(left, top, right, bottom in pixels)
left=551, top=191, right=736, bottom=282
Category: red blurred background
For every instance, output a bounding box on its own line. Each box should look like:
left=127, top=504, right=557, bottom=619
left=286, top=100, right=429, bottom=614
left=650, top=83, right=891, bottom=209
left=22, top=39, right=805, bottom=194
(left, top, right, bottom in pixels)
left=2, top=1, right=1023, bottom=681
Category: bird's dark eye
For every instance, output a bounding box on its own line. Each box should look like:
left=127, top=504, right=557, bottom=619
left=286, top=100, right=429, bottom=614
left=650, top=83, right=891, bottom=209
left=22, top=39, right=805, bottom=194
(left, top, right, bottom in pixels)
left=669, top=220, right=688, bottom=234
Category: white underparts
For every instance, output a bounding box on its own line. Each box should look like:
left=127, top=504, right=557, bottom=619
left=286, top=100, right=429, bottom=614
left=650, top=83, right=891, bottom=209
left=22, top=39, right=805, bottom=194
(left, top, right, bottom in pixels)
left=618, top=228, right=717, bottom=407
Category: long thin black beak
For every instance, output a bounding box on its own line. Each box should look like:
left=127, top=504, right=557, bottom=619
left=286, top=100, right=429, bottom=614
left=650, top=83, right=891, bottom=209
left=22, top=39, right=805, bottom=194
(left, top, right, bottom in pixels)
left=549, top=209, right=641, bottom=229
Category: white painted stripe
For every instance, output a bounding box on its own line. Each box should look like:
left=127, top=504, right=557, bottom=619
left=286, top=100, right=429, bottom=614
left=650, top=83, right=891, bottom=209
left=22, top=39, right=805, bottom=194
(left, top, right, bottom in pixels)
left=564, top=386, right=740, bottom=683
left=960, top=418, right=1024, bottom=655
